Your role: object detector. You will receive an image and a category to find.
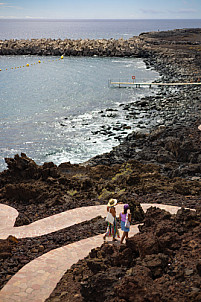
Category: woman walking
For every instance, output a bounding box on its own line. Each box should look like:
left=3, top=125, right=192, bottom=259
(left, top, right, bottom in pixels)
left=103, top=198, right=120, bottom=242
left=119, top=204, right=131, bottom=244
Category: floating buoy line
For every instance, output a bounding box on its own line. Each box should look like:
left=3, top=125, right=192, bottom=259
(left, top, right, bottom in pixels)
left=0, top=55, right=64, bottom=72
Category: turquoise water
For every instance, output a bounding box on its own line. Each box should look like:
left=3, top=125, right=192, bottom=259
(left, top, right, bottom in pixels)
left=0, top=55, right=159, bottom=170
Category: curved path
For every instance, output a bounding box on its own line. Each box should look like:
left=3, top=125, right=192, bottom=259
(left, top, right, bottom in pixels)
left=0, top=203, right=182, bottom=302
left=0, top=203, right=180, bottom=240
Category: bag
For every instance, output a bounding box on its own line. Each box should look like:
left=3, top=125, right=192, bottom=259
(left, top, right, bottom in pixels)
left=105, top=212, right=114, bottom=225
left=125, top=214, right=130, bottom=228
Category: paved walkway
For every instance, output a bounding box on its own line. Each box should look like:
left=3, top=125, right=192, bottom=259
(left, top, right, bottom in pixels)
left=0, top=203, right=180, bottom=239
left=0, top=203, right=181, bottom=302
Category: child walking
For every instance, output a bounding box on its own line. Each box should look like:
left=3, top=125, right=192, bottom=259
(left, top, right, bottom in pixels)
left=119, top=204, right=131, bottom=244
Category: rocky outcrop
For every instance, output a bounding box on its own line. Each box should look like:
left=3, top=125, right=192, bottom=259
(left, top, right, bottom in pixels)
left=0, top=152, right=200, bottom=230
left=86, top=120, right=201, bottom=180
left=138, top=28, right=201, bottom=81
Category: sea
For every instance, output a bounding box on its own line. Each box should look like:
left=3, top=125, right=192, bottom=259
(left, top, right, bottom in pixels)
left=1, top=19, right=201, bottom=171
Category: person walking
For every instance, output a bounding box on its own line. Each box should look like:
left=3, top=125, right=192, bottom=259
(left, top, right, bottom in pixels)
left=119, top=204, right=131, bottom=244
left=103, top=198, right=120, bottom=242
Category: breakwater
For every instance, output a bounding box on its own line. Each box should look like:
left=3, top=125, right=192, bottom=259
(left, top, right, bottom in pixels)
left=1, top=28, right=201, bottom=82
left=0, top=37, right=144, bottom=57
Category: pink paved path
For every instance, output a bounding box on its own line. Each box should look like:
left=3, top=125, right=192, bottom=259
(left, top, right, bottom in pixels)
left=0, top=203, right=180, bottom=239
left=0, top=203, right=181, bottom=302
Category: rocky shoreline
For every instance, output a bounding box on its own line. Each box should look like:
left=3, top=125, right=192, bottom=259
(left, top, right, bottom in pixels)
left=86, top=29, right=201, bottom=176
left=0, top=28, right=201, bottom=301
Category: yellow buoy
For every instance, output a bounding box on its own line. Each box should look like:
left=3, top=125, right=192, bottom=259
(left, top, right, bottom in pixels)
left=38, top=60, right=41, bottom=63
left=0, top=69, right=1, bottom=71
left=26, top=63, right=29, bottom=67
left=61, top=55, right=64, bottom=59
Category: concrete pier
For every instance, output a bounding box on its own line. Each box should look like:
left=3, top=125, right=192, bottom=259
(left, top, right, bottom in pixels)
left=109, top=80, right=201, bottom=88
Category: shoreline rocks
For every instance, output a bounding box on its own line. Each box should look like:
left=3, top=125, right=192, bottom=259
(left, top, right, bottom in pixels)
left=86, top=119, right=201, bottom=179
left=86, top=28, right=201, bottom=176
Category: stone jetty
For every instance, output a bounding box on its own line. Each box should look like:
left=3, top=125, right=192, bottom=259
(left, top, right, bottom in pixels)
left=0, top=37, right=143, bottom=57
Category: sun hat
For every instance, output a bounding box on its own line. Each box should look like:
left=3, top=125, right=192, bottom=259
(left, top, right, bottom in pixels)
left=107, top=198, right=118, bottom=207
left=124, top=204, right=129, bottom=210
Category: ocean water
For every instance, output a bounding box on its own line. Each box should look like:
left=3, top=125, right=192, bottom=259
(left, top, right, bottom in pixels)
left=0, top=55, right=159, bottom=170
left=1, top=19, right=201, bottom=40
left=1, top=19, right=200, bottom=171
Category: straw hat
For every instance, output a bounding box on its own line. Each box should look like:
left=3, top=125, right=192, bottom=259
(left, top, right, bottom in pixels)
left=107, top=198, right=117, bottom=207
